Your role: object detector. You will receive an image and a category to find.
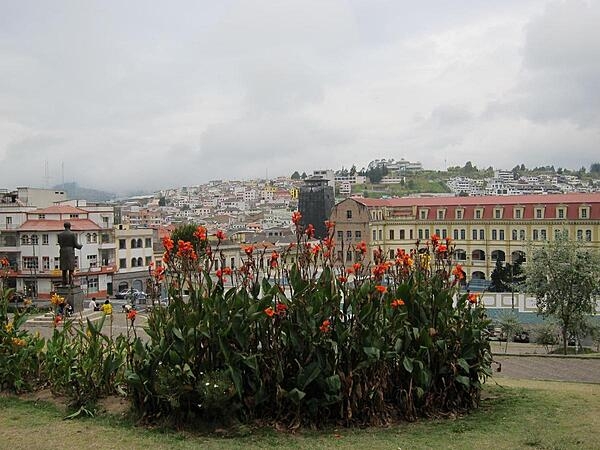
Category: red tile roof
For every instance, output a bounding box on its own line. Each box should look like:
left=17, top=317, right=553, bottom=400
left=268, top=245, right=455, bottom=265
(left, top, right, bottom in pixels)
left=18, top=219, right=102, bottom=232
left=30, top=205, right=89, bottom=214
left=351, top=193, right=600, bottom=208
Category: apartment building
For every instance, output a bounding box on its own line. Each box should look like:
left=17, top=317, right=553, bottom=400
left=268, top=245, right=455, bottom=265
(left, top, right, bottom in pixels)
left=330, top=193, right=600, bottom=285
left=113, top=225, right=154, bottom=293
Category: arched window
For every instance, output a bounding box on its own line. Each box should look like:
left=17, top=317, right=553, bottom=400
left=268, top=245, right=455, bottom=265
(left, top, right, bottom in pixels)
left=131, top=258, right=137, bottom=267
left=92, top=233, right=97, bottom=243
left=512, top=250, right=526, bottom=264
left=31, top=235, right=39, bottom=245
left=471, top=249, right=486, bottom=261
left=454, top=249, right=467, bottom=261
left=21, top=235, right=29, bottom=245
left=137, top=257, right=143, bottom=267
left=131, top=239, right=137, bottom=248
left=471, top=271, right=486, bottom=280
left=137, top=239, right=143, bottom=248
left=491, top=250, right=506, bottom=262
left=86, top=233, right=92, bottom=243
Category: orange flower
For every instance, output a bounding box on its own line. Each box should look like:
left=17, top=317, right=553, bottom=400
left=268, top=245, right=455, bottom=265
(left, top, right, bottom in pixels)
left=437, top=244, right=447, bottom=253
left=311, top=244, right=321, bottom=255
left=305, top=224, right=315, bottom=238
left=323, top=236, right=335, bottom=249
left=452, top=264, right=465, bottom=280
left=276, top=302, right=288, bottom=315
left=162, top=236, right=174, bottom=251
left=338, top=275, right=347, bottom=283
left=325, top=220, right=335, bottom=230
left=223, top=267, right=233, bottom=276
left=319, top=319, right=331, bottom=333
left=291, top=211, right=302, bottom=225
left=264, top=307, right=275, bottom=317
left=194, top=226, right=207, bottom=240
left=468, top=293, right=478, bottom=304
left=127, top=309, right=137, bottom=321
left=270, top=251, right=279, bottom=268
left=243, top=245, right=255, bottom=257
left=356, top=241, right=367, bottom=254
left=215, top=230, right=226, bottom=241
left=54, top=315, right=62, bottom=326
left=391, top=299, right=405, bottom=308
left=375, top=285, right=387, bottom=294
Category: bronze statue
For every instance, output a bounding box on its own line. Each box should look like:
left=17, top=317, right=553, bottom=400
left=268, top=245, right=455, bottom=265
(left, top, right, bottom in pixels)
left=58, top=221, right=82, bottom=286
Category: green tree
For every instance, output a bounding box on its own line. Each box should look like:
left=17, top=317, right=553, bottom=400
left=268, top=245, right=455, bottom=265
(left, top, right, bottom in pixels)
left=526, top=233, right=600, bottom=354
left=158, top=197, right=166, bottom=206
left=590, top=162, right=600, bottom=174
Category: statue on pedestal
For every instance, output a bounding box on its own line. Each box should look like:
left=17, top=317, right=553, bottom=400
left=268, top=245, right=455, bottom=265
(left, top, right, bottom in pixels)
left=58, top=221, right=82, bottom=286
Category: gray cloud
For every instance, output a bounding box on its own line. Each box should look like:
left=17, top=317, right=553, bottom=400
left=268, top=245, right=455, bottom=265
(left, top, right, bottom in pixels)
left=0, top=0, right=599, bottom=194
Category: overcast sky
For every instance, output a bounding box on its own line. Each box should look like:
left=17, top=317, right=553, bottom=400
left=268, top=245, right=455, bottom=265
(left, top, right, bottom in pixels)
left=1, top=1, right=599, bottom=194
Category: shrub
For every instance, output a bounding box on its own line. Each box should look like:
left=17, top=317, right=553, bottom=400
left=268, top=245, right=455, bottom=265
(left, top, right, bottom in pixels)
left=127, top=221, right=492, bottom=427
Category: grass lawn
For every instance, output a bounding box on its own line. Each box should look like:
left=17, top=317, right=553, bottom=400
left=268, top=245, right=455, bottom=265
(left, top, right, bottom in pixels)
left=1, top=378, right=599, bottom=449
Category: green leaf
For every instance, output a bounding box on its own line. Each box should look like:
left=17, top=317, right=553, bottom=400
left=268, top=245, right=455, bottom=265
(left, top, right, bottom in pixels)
left=456, top=375, right=471, bottom=388
left=457, top=358, right=470, bottom=373
left=325, top=374, right=341, bottom=393
left=363, top=346, right=381, bottom=360
left=288, top=388, right=306, bottom=405
left=403, top=356, right=414, bottom=373
left=297, top=362, right=321, bottom=390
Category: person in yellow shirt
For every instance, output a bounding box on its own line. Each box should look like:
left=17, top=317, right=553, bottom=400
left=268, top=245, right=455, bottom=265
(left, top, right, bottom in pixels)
left=101, top=299, right=113, bottom=315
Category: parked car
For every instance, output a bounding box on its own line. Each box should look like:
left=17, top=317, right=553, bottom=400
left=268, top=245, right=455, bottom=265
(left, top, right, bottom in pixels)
left=114, top=289, right=147, bottom=301
left=513, top=331, right=530, bottom=343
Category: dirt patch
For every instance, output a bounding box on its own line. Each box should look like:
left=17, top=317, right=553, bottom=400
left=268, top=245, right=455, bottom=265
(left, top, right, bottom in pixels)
left=96, top=395, right=130, bottom=416
left=18, top=388, right=69, bottom=410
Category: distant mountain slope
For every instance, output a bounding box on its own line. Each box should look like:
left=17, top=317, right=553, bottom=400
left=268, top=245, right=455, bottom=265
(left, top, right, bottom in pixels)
left=53, top=182, right=116, bottom=202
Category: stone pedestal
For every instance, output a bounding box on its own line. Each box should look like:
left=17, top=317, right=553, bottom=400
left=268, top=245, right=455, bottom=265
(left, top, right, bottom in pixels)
left=56, top=285, right=84, bottom=313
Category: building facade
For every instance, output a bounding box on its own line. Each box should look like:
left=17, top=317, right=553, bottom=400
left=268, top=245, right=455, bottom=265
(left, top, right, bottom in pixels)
left=330, top=193, right=600, bottom=287
left=298, top=178, right=335, bottom=239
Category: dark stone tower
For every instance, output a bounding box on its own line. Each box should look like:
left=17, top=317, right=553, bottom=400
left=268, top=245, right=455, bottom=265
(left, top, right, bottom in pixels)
left=298, top=177, right=335, bottom=239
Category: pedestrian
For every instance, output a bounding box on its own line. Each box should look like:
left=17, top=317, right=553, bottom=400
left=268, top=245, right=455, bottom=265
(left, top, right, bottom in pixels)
left=101, top=299, right=113, bottom=315
left=89, top=297, right=98, bottom=311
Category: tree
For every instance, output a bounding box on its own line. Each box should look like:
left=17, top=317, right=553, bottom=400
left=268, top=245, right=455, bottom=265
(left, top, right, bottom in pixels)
left=489, top=259, right=526, bottom=293
left=590, top=162, right=600, bottom=174
left=158, top=197, right=166, bottom=206
left=526, top=234, right=600, bottom=354
left=291, top=171, right=301, bottom=180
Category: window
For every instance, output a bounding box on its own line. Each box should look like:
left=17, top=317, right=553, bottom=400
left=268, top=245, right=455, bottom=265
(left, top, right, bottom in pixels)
left=515, top=209, right=522, bottom=219
left=87, top=254, right=98, bottom=268
left=512, top=229, right=517, bottom=240
left=102, top=217, right=110, bottom=227
left=137, top=239, right=143, bottom=248
left=337, top=230, right=343, bottom=240
left=31, top=235, right=39, bottom=245
left=137, top=257, right=143, bottom=266
left=355, top=230, right=362, bottom=239
left=119, top=258, right=127, bottom=269
left=479, top=229, right=484, bottom=240
left=533, top=229, right=539, bottom=240
left=346, top=210, right=352, bottom=219
left=389, top=229, right=395, bottom=240
left=42, top=256, right=50, bottom=270
left=131, top=239, right=137, bottom=248
left=409, top=229, right=413, bottom=240
left=378, top=230, right=382, bottom=240
left=420, top=209, right=428, bottom=219
left=586, top=230, right=592, bottom=241
left=92, top=233, right=97, bottom=243
left=519, top=230, right=525, bottom=240
left=453, top=229, right=459, bottom=240
left=580, top=207, right=589, bottom=219
left=38, top=214, right=45, bottom=219
left=435, top=229, right=441, bottom=237
left=372, top=230, right=377, bottom=240
left=418, top=229, right=423, bottom=240
left=389, top=249, right=394, bottom=259
left=23, top=256, right=38, bottom=269
left=145, top=238, right=152, bottom=247
left=535, top=208, right=543, bottom=219
left=557, top=208, right=565, bottom=219
left=460, top=229, right=465, bottom=240
left=442, top=229, right=447, bottom=239
left=499, top=230, right=505, bottom=240
left=21, top=235, right=29, bottom=245
left=472, top=229, right=477, bottom=240
left=399, top=230, right=405, bottom=239
left=119, top=239, right=126, bottom=249
left=70, top=214, right=79, bottom=219
left=145, top=256, right=152, bottom=266
left=540, top=229, right=546, bottom=240
left=346, top=250, right=352, bottom=262
left=494, top=209, right=502, bottom=219
left=131, top=258, right=137, bottom=267
left=456, top=209, right=463, bottom=220
left=87, top=276, right=99, bottom=293
left=53, top=257, right=60, bottom=269
left=437, top=209, right=445, bottom=220
left=475, top=209, right=482, bottom=219
left=86, top=233, right=92, bottom=243
left=577, top=230, right=583, bottom=241
left=346, top=230, right=352, bottom=240
left=42, top=234, right=49, bottom=245
left=424, top=229, right=430, bottom=239
left=101, top=233, right=111, bottom=244
left=492, top=230, right=497, bottom=240
left=6, top=216, right=12, bottom=226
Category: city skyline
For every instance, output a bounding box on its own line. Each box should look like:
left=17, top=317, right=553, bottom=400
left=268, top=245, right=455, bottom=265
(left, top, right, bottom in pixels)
left=1, top=1, right=599, bottom=194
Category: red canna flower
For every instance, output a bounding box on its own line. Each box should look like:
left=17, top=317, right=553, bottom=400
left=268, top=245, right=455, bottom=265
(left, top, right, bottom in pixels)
left=323, top=236, right=335, bottom=249
left=215, top=229, right=226, bottom=241
left=264, top=307, right=275, bottom=317
left=319, top=319, right=331, bottom=333
left=276, top=302, right=288, bottom=315
left=375, top=285, right=387, bottom=294
left=311, top=244, right=321, bottom=255
left=468, top=293, right=478, bottom=304
left=194, top=226, right=207, bottom=241
left=437, top=244, right=448, bottom=253
left=391, top=298, right=405, bottom=308
left=325, top=220, right=335, bottom=230
left=452, top=264, right=465, bottom=280
left=291, top=211, right=302, bottom=225
left=338, top=276, right=347, bottom=283
left=127, top=309, right=137, bottom=321
left=162, top=236, right=174, bottom=251
left=353, top=262, right=362, bottom=273
left=305, top=224, right=315, bottom=238
left=356, top=241, right=367, bottom=254
left=243, top=245, right=255, bottom=257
